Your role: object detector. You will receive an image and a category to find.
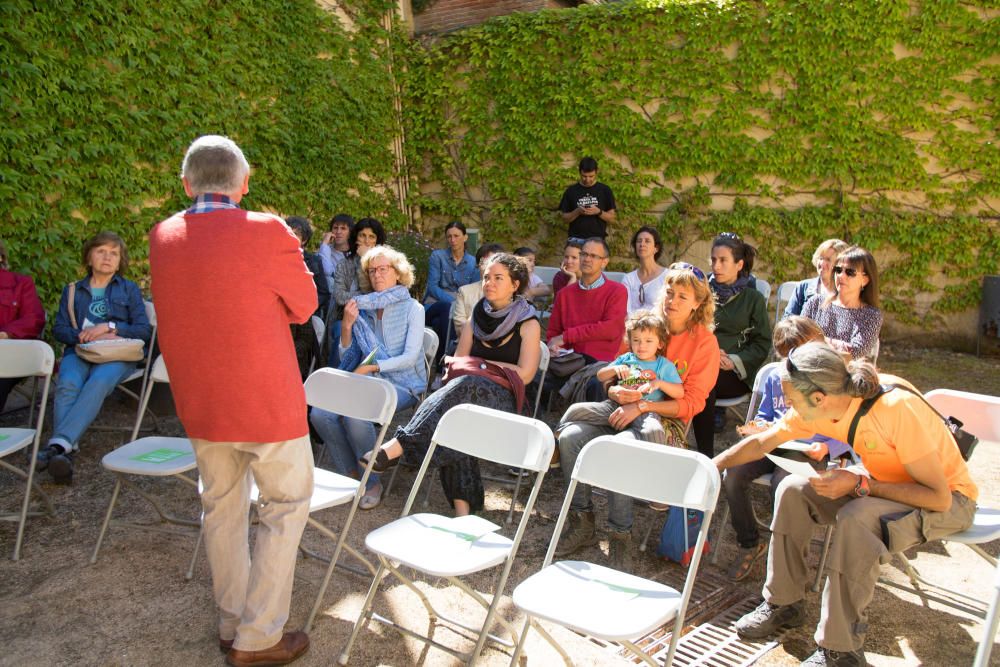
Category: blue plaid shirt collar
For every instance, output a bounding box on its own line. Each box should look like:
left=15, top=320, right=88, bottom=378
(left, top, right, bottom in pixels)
left=186, top=193, right=241, bottom=214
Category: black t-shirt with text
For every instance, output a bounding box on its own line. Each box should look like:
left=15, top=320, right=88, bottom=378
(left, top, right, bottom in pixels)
left=559, top=181, right=616, bottom=238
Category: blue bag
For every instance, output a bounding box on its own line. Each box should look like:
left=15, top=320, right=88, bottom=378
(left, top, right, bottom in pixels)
left=656, top=506, right=709, bottom=566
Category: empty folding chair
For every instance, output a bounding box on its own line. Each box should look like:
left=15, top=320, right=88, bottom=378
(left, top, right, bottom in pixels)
left=91, top=355, right=199, bottom=565
left=0, top=340, right=56, bottom=560
left=774, top=280, right=799, bottom=327
left=338, top=404, right=554, bottom=665
left=510, top=437, right=720, bottom=667
left=287, top=369, right=399, bottom=633
left=754, top=277, right=771, bottom=303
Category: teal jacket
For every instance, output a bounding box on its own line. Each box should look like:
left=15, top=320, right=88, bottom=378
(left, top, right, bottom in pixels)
left=713, top=287, right=771, bottom=385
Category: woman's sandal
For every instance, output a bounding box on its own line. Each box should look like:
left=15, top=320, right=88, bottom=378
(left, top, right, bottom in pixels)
left=359, top=449, right=399, bottom=474
left=726, top=542, right=767, bottom=581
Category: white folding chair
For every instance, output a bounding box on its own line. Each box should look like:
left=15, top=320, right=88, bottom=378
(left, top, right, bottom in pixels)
left=774, top=280, right=799, bottom=327
left=91, top=356, right=199, bottom=566
left=754, top=277, right=771, bottom=303
left=282, top=369, right=399, bottom=632
left=421, top=326, right=439, bottom=397
left=307, top=315, right=326, bottom=376
left=338, top=404, right=554, bottom=666
left=605, top=270, right=626, bottom=283
left=975, top=558, right=1000, bottom=667
left=880, top=389, right=1000, bottom=617
left=0, top=340, right=56, bottom=560
left=533, top=266, right=559, bottom=286
left=510, top=437, right=720, bottom=667
left=92, top=300, right=159, bottom=433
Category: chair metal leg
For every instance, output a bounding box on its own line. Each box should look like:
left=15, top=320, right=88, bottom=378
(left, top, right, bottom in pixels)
left=91, top=479, right=123, bottom=564
left=186, top=524, right=203, bottom=581
left=974, top=583, right=1000, bottom=667
left=812, top=524, right=834, bottom=592
left=339, top=562, right=389, bottom=665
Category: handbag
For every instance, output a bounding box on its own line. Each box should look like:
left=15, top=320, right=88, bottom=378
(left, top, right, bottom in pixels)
left=67, top=282, right=145, bottom=364
left=548, top=350, right=586, bottom=378
left=847, top=383, right=979, bottom=461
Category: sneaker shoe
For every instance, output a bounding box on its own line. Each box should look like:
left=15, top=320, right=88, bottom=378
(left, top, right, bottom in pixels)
left=35, top=444, right=64, bottom=472
left=734, top=600, right=804, bottom=640
left=554, top=510, right=598, bottom=558
left=49, top=451, right=74, bottom=485
left=608, top=530, right=632, bottom=571
left=801, top=647, right=868, bottom=667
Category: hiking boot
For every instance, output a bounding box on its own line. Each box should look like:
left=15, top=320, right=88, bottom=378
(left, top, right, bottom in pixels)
left=734, top=600, right=804, bottom=640
left=801, top=647, right=868, bottom=667
left=35, top=444, right=64, bottom=472
left=608, top=530, right=632, bottom=571
left=554, top=510, right=597, bottom=558
left=48, top=451, right=74, bottom=485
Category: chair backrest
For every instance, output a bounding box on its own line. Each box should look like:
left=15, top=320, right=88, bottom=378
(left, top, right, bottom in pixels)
left=148, top=355, right=170, bottom=384
left=144, top=300, right=157, bottom=328
left=605, top=271, right=626, bottom=283
left=573, top=436, right=720, bottom=510
left=430, top=404, right=554, bottom=472
left=311, top=315, right=325, bottom=346
left=754, top=277, right=771, bottom=303
left=924, top=389, right=1000, bottom=447
left=774, top=280, right=799, bottom=327
left=304, top=367, right=397, bottom=424
left=534, top=266, right=559, bottom=285
left=0, top=340, right=55, bottom=379
left=422, top=327, right=439, bottom=377
left=745, top=361, right=781, bottom=423
left=533, top=341, right=550, bottom=419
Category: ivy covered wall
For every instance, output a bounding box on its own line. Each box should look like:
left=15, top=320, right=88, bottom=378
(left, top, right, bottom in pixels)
left=1, top=0, right=403, bottom=311
left=400, top=0, right=1000, bottom=337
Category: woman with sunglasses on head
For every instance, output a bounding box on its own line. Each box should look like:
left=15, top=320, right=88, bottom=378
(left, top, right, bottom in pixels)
left=801, top=246, right=882, bottom=361
left=694, top=232, right=771, bottom=455
left=622, top=226, right=667, bottom=314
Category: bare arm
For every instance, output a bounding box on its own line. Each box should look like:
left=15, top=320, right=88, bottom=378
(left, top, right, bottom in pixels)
left=872, top=452, right=954, bottom=512
left=713, top=424, right=793, bottom=472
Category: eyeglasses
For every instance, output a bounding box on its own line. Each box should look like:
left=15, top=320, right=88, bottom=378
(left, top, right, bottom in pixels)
left=785, top=350, right=825, bottom=396
left=367, top=265, right=394, bottom=276
left=579, top=251, right=607, bottom=261
left=833, top=266, right=862, bottom=278
left=669, top=262, right=706, bottom=281
left=638, top=283, right=646, bottom=305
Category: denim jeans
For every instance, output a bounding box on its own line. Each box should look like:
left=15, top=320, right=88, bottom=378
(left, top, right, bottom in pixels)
left=51, top=352, right=135, bottom=451
left=557, top=418, right=666, bottom=532
left=309, top=383, right=418, bottom=489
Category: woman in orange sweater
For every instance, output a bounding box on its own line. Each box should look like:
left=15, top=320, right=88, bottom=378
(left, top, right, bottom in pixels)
left=554, top=262, right=721, bottom=563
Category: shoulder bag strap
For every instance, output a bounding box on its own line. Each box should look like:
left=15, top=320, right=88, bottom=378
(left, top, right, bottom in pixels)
left=67, top=282, right=79, bottom=331
left=847, top=384, right=894, bottom=447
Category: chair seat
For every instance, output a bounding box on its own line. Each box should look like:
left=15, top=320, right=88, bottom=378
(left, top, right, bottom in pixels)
left=946, top=507, right=1000, bottom=545
left=715, top=393, right=750, bottom=407
left=101, top=437, right=196, bottom=476
left=250, top=467, right=359, bottom=513
left=0, top=429, right=34, bottom=457
left=365, top=512, right=513, bottom=577
left=512, top=560, right=681, bottom=640
left=122, top=368, right=144, bottom=384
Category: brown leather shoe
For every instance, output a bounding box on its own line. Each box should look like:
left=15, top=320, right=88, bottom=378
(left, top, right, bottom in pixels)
left=226, top=631, right=310, bottom=667
left=220, top=637, right=235, bottom=653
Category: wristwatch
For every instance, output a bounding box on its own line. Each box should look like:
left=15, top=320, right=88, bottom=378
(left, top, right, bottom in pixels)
left=108, top=322, right=117, bottom=333
left=854, top=475, right=871, bottom=498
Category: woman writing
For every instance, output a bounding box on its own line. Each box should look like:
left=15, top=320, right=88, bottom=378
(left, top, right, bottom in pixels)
left=693, top=232, right=771, bottom=455
left=363, top=253, right=541, bottom=516
left=37, top=231, right=151, bottom=484
left=621, top=226, right=667, bottom=314
left=310, top=246, right=426, bottom=510
left=802, top=245, right=882, bottom=361
left=554, top=263, right=721, bottom=562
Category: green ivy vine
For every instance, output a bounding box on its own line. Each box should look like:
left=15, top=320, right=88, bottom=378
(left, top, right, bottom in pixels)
left=400, top=0, right=1000, bottom=327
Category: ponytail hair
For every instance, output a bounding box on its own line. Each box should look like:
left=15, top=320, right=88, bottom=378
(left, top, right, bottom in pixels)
left=778, top=341, right=880, bottom=399
left=712, top=232, right=756, bottom=279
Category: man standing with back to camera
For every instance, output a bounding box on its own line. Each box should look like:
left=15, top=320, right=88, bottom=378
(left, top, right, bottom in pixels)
left=149, top=135, right=317, bottom=666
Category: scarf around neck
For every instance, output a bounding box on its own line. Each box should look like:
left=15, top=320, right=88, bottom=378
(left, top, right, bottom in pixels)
left=472, top=295, right=535, bottom=342
left=350, top=285, right=412, bottom=361
left=711, top=274, right=750, bottom=303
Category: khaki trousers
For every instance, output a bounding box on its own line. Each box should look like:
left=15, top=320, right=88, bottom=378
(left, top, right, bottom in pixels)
left=763, top=475, right=975, bottom=652
left=191, top=436, right=314, bottom=651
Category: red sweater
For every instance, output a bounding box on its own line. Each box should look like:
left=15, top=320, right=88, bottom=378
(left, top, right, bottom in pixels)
left=665, top=324, right=721, bottom=422
left=547, top=277, right=627, bottom=362
left=0, top=268, right=45, bottom=340
left=149, top=209, right=318, bottom=442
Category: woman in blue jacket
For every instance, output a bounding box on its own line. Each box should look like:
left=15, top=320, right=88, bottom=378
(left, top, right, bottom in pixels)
left=38, top=231, right=151, bottom=484
left=424, top=221, right=478, bottom=364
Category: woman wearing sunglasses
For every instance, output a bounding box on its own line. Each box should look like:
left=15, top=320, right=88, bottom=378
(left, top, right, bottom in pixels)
left=801, top=246, right=882, bottom=361
left=622, top=226, right=668, bottom=314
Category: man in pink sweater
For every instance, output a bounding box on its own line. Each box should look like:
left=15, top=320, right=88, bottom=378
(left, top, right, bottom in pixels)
left=149, top=136, right=317, bottom=667
left=546, top=237, right=627, bottom=402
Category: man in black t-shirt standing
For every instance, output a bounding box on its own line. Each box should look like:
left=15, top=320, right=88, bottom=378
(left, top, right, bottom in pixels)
left=559, top=156, right=617, bottom=240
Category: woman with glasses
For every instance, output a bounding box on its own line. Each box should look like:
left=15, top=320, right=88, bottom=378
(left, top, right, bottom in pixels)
left=801, top=246, right=882, bottom=360
left=311, top=245, right=426, bottom=510
left=782, top=239, right=850, bottom=319
left=695, top=232, right=771, bottom=455
left=622, top=226, right=667, bottom=314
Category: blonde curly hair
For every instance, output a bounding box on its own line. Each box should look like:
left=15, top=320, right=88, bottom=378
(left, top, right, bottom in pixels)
left=358, top=245, right=415, bottom=291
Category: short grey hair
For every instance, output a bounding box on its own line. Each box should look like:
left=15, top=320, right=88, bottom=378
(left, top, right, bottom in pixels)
left=777, top=341, right=880, bottom=399
left=181, top=135, right=250, bottom=195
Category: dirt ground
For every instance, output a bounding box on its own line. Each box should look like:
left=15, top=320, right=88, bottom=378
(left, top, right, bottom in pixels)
left=1, top=342, right=999, bottom=667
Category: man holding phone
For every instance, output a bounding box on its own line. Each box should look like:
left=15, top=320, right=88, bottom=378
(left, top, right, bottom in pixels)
left=559, top=156, right=616, bottom=241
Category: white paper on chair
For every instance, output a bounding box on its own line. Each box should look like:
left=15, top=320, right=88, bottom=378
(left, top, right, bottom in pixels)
left=766, top=453, right=819, bottom=479
left=424, top=514, right=502, bottom=548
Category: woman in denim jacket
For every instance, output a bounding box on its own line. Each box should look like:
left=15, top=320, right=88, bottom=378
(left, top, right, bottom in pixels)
left=38, top=231, right=151, bottom=484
